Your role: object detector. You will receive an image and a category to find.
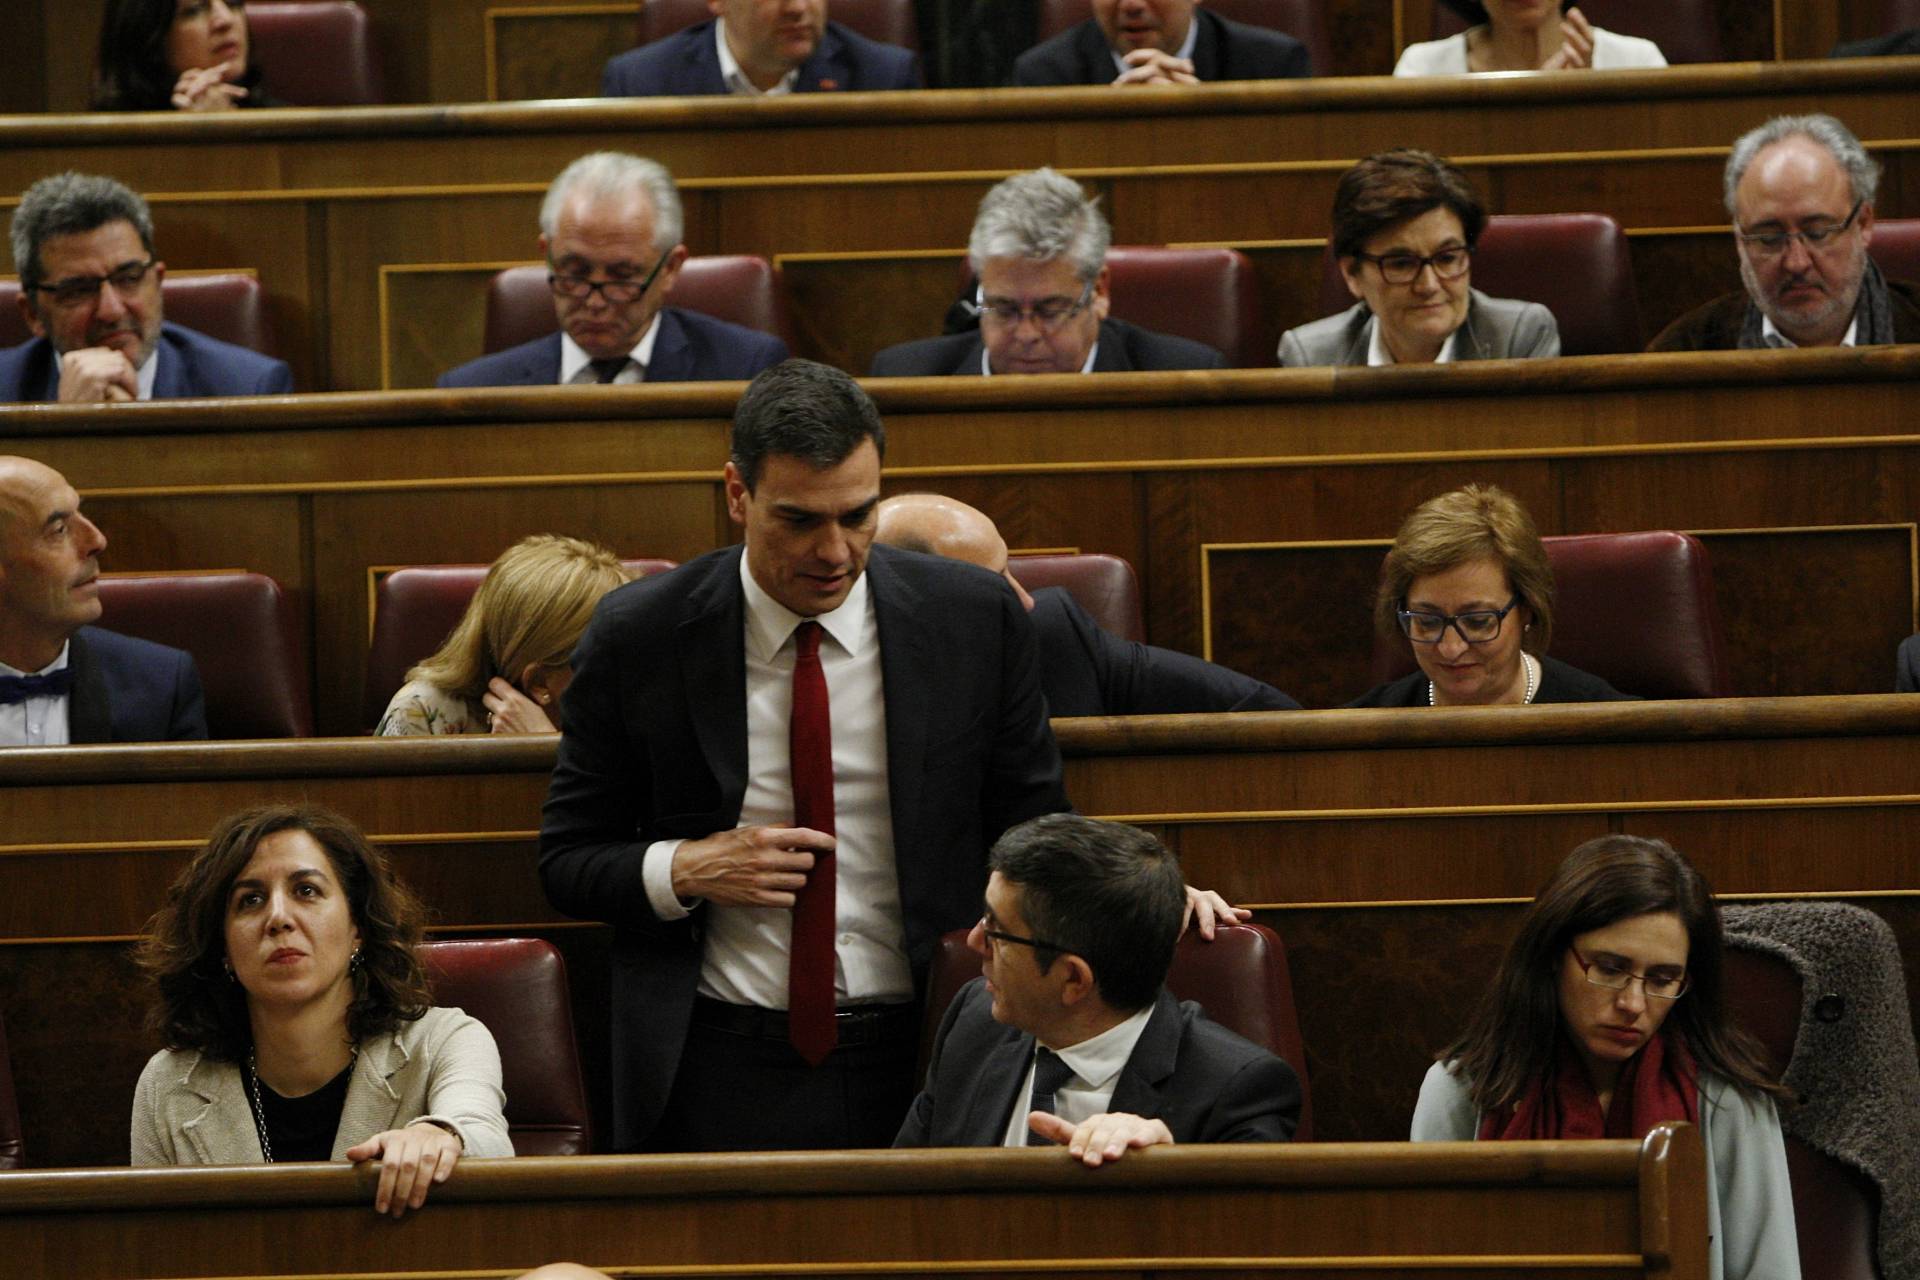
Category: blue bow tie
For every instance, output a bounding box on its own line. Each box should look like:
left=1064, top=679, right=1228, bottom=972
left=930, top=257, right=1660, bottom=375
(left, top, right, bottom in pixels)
left=0, top=668, right=74, bottom=705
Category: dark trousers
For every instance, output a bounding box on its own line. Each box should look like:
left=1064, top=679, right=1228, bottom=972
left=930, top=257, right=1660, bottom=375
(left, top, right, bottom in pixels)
left=648, top=1001, right=920, bottom=1152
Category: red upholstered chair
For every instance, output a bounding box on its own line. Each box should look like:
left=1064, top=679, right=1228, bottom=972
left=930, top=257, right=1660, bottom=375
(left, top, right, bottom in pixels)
left=1033, top=0, right=1331, bottom=73
left=482, top=258, right=783, bottom=356
left=247, top=2, right=387, bottom=105
left=1369, top=530, right=1732, bottom=699
left=922, top=922, right=1312, bottom=1140
left=1427, top=0, right=1722, bottom=63
left=363, top=558, right=676, bottom=729
left=1107, top=246, right=1266, bottom=367
left=1010, top=552, right=1145, bottom=642
left=1868, top=218, right=1920, bottom=286
left=0, top=1012, right=23, bottom=1169
left=1317, top=213, right=1641, bottom=356
left=637, top=0, right=919, bottom=49
left=419, top=939, right=593, bottom=1156
left=97, top=572, right=312, bottom=738
left=1886, top=0, right=1920, bottom=29
left=0, top=274, right=277, bottom=358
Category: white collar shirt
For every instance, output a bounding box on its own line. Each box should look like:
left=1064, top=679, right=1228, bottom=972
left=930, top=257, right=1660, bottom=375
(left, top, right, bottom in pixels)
left=0, top=641, right=73, bottom=748
left=716, top=19, right=801, bottom=96
left=1760, top=312, right=1858, bottom=349
left=1001, top=1003, right=1156, bottom=1147
left=1366, top=315, right=1458, bottom=366
left=639, top=552, right=910, bottom=1006
left=558, top=320, right=662, bottom=386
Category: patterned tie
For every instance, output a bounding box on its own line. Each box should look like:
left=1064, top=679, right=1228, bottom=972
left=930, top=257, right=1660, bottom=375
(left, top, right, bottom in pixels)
left=787, top=621, right=837, bottom=1065
left=1025, top=1047, right=1075, bottom=1145
left=0, top=669, right=74, bottom=705
left=588, top=356, right=630, bottom=384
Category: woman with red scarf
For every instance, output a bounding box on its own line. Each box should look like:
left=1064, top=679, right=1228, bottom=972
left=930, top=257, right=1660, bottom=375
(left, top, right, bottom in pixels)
left=1412, top=836, right=1800, bottom=1280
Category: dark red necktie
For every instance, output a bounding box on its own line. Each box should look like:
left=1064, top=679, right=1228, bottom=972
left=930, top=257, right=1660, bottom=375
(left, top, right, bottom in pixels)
left=787, top=621, right=837, bottom=1065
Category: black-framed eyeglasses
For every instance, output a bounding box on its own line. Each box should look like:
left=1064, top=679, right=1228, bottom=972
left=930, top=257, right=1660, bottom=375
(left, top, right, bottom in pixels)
left=978, top=916, right=1063, bottom=954
left=1351, top=245, right=1472, bottom=286
left=1569, top=947, right=1689, bottom=1001
left=1737, top=198, right=1866, bottom=258
left=33, top=259, right=157, bottom=307
left=1397, top=596, right=1522, bottom=646
left=965, top=283, right=1094, bottom=333
left=548, top=251, right=670, bottom=305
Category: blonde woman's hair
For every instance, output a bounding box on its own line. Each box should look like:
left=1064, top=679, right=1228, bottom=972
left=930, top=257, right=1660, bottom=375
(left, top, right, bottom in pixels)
left=409, top=534, right=630, bottom=701
left=1373, top=484, right=1555, bottom=655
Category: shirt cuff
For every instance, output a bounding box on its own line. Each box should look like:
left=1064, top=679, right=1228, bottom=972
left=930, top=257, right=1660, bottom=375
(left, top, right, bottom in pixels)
left=643, top=839, right=694, bottom=920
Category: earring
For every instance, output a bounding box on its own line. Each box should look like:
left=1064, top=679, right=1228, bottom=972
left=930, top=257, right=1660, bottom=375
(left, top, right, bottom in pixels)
left=349, top=948, right=363, bottom=976
left=222, top=957, right=236, bottom=982
left=535, top=691, right=550, bottom=705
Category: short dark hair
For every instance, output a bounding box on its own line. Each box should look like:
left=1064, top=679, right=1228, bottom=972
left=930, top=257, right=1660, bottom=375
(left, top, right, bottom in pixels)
left=1330, top=149, right=1486, bottom=262
left=729, top=359, right=886, bottom=492
left=137, top=805, right=432, bottom=1061
left=988, top=814, right=1185, bottom=1012
left=10, top=172, right=156, bottom=294
left=92, top=0, right=268, bottom=111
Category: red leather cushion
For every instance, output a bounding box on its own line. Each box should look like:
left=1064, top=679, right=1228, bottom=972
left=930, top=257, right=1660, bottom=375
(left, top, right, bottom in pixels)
left=97, top=572, right=311, bottom=738
left=1430, top=0, right=1722, bottom=63
left=247, top=2, right=386, bottom=106
left=1034, top=0, right=1331, bottom=74
left=1011, top=552, right=1145, bottom=643
left=363, top=558, right=676, bottom=729
left=1868, top=218, right=1920, bottom=287
left=0, top=274, right=277, bottom=357
left=483, top=258, right=782, bottom=356
left=1318, top=213, right=1642, bottom=356
left=637, top=0, right=919, bottom=50
left=1369, top=530, right=1732, bottom=699
left=1107, top=246, right=1266, bottom=368
left=1885, top=0, right=1920, bottom=29
left=922, top=921, right=1313, bottom=1141
left=420, top=939, right=592, bottom=1157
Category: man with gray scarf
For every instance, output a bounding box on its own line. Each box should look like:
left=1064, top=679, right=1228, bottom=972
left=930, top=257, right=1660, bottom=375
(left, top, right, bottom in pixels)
left=1650, top=113, right=1920, bottom=351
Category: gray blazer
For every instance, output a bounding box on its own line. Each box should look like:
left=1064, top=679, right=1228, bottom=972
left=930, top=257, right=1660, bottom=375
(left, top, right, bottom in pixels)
left=1277, top=290, right=1560, bottom=367
left=130, top=1006, right=513, bottom=1164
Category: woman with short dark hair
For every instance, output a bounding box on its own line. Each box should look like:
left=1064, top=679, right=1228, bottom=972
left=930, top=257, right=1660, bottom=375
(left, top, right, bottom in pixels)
left=1412, top=835, right=1798, bottom=1280
left=94, top=0, right=278, bottom=112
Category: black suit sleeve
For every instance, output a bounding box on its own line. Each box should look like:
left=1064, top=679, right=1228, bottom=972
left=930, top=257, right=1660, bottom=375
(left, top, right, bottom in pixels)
left=985, top=583, right=1074, bottom=832
left=1045, top=590, right=1301, bottom=714
left=1898, top=635, right=1920, bottom=693
left=893, top=982, right=976, bottom=1147
left=1206, top=1049, right=1301, bottom=1143
left=170, top=653, right=210, bottom=740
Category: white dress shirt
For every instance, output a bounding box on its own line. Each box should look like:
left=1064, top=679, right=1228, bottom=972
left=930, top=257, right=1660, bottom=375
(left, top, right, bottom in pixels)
left=716, top=19, right=800, bottom=96
left=1366, top=316, right=1459, bottom=366
left=1760, top=313, right=1858, bottom=349
left=641, top=553, right=911, bottom=1006
left=1000, top=1004, right=1156, bottom=1147
left=0, top=643, right=73, bottom=747
left=558, top=322, right=662, bottom=386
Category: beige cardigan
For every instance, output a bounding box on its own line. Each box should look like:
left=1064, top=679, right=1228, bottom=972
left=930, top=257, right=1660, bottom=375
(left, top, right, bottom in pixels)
left=130, top=1006, right=514, bottom=1164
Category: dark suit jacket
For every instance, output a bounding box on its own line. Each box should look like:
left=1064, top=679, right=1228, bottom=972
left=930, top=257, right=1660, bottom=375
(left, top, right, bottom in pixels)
left=539, top=543, right=1069, bottom=1149
left=1032, top=588, right=1299, bottom=716
left=869, top=317, right=1225, bottom=376
left=1648, top=282, right=1920, bottom=351
left=1346, top=654, right=1636, bottom=707
left=601, top=19, right=920, bottom=96
left=437, top=308, right=789, bottom=388
left=0, top=323, right=292, bottom=402
left=895, top=979, right=1300, bottom=1146
left=1832, top=29, right=1920, bottom=57
left=66, top=626, right=208, bottom=743
left=1898, top=635, right=1919, bottom=693
left=1012, top=9, right=1311, bottom=85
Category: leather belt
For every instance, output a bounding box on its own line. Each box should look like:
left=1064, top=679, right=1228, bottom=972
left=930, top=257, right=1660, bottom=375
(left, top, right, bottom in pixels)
left=691, top=996, right=918, bottom=1047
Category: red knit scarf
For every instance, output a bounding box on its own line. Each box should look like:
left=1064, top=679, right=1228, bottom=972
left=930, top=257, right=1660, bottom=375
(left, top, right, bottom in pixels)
left=1480, top=1030, right=1699, bottom=1141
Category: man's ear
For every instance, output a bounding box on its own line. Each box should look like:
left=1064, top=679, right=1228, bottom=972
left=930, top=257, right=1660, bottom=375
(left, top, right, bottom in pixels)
left=723, top=461, right=751, bottom=526
left=1057, top=954, right=1099, bottom=1008
left=1091, top=265, right=1112, bottom=322
left=18, top=288, right=44, bottom=340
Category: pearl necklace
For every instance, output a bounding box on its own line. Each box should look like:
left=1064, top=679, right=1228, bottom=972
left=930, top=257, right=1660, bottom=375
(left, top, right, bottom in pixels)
left=1430, top=652, right=1539, bottom=706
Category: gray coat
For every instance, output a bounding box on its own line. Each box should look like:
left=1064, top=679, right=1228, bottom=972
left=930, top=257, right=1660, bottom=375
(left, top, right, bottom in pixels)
left=1277, top=290, right=1560, bottom=367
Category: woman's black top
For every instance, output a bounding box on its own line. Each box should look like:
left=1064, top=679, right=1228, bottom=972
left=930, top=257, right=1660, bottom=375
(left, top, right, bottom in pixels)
left=1345, top=653, right=1639, bottom=707
left=254, top=1059, right=353, bottom=1163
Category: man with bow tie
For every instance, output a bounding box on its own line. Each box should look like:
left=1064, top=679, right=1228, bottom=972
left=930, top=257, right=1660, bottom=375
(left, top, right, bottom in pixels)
left=0, top=456, right=205, bottom=746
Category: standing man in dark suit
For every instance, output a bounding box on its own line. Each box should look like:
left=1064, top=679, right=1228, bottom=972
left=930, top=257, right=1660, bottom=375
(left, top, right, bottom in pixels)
left=439, top=153, right=788, bottom=389
left=0, top=456, right=206, bottom=746
left=1, top=173, right=291, bottom=403
left=868, top=169, right=1225, bottom=376
left=601, top=0, right=920, bottom=97
left=1014, top=0, right=1310, bottom=86
left=875, top=493, right=1301, bottom=715
left=897, top=813, right=1299, bottom=1157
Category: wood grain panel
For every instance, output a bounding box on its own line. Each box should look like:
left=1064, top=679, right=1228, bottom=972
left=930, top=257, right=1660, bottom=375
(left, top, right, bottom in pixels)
left=490, top=9, right=638, bottom=102
left=779, top=251, right=966, bottom=375
left=381, top=262, right=519, bottom=389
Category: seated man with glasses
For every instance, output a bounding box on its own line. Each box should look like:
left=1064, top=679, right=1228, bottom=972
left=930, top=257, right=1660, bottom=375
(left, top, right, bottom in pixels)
left=1349, top=484, right=1634, bottom=707
left=868, top=168, right=1226, bottom=377
left=897, top=813, right=1300, bottom=1161
left=0, top=173, right=292, bottom=403
left=1651, top=113, right=1920, bottom=351
left=439, top=152, right=787, bottom=389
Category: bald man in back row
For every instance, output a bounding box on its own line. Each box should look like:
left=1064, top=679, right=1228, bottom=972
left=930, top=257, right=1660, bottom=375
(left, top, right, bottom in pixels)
left=875, top=494, right=1299, bottom=717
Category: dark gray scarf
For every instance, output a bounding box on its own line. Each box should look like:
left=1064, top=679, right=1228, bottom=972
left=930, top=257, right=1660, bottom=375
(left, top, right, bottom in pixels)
left=1738, top=257, right=1897, bottom=349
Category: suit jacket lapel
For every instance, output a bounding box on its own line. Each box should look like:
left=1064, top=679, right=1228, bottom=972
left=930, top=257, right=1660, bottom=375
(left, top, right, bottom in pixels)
left=150, top=328, right=186, bottom=398
left=65, top=629, right=113, bottom=744
left=962, top=1035, right=1035, bottom=1145
left=526, top=333, right=564, bottom=384
left=1105, top=989, right=1181, bottom=1118
left=1188, top=10, right=1225, bottom=80
left=333, top=1031, right=407, bottom=1161
left=677, top=548, right=750, bottom=808
left=1091, top=322, right=1134, bottom=372
left=949, top=335, right=987, bottom=376
left=798, top=26, right=851, bottom=91
left=868, top=549, right=930, bottom=900
left=1072, top=21, right=1116, bottom=80
left=647, top=309, right=690, bottom=381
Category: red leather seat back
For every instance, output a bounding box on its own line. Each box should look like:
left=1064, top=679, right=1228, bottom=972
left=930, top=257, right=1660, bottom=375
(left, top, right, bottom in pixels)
left=1107, top=246, right=1266, bottom=367
left=1428, top=0, right=1723, bottom=62
left=482, top=258, right=781, bottom=356
left=1317, top=213, right=1641, bottom=356
left=1011, top=552, right=1145, bottom=642
left=247, top=2, right=387, bottom=105
left=1034, top=0, right=1331, bottom=73
left=1369, top=530, right=1732, bottom=699
left=1886, top=0, right=1920, bottom=29
left=419, top=938, right=593, bottom=1156
left=364, top=558, right=676, bottom=729
left=638, top=0, right=919, bottom=49
left=922, top=921, right=1313, bottom=1140
left=1867, top=218, right=1920, bottom=287
left=97, top=572, right=312, bottom=738
left=0, top=1012, right=22, bottom=1169
left=0, top=274, right=277, bottom=357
